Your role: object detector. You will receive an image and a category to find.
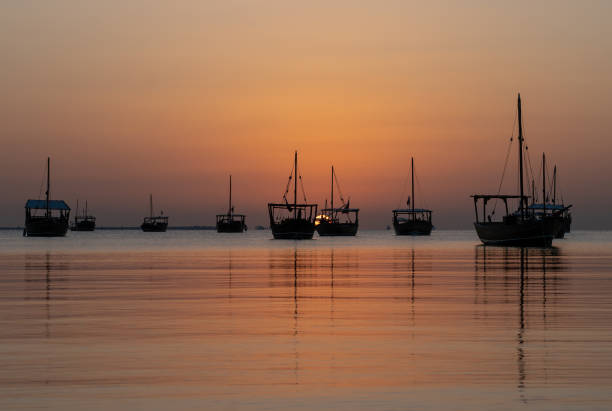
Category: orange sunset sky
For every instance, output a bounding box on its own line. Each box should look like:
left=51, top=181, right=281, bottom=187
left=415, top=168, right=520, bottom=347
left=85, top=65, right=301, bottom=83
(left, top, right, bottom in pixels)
left=1, top=1, right=611, bottom=228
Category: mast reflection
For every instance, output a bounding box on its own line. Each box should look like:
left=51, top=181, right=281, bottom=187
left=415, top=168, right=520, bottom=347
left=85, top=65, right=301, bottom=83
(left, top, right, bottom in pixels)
left=474, top=245, right=566, bottom=403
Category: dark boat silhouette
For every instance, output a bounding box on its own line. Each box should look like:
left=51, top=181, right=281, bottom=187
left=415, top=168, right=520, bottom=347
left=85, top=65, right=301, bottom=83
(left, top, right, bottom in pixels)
left=70, top=200, right=96, bottom=231
left=268, top=151, right=317, bottom=239
left=141, top=194, right=168, bottom=232
left=471, top=94, right=560, bottom=247
left=24, top=157, right=70, bottom=237
left=527, top=163, right=572, bottom=238
left=393, top=157, right=432, bottom=235
left=216, top=175, right=247, bottom=233
left=315, top=166, right=359, bottom=236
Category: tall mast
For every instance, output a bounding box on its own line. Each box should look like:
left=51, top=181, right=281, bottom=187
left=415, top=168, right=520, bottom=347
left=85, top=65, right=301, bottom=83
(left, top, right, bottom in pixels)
left=542, top=153, right=546, bottom=215
left=76, top=199, right=79, bottom=221
left=553, top=165, right=557, bottom=205
left=411, top=157, right=415, bottom=212
left=85, top=200, right=88, bottom=218
left=149, top=194, right=153, bottom=218
left=531, top=179, right=535, bottom=206
left=331, top=165, right=334, bottom=212
left=518, top=94, right=525, bottom=219
left=294, top=151, right=298, bottom=218
left=46, top=157, right=50, bottom=217
left=229, top=175, right=232, bottom=216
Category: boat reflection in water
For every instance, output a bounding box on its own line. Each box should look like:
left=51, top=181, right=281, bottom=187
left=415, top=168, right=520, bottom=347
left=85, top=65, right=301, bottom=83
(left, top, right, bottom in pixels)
left=474, top=245, right=567, bottom=404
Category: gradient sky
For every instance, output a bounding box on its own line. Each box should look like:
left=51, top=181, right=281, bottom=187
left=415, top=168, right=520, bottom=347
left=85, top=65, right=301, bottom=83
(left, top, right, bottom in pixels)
left=1, top=1, right=611, bottom=228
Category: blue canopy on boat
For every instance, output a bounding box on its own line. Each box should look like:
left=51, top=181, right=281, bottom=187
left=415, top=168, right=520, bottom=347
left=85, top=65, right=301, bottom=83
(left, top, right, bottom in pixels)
left=25, top=199, right=70, bottom=210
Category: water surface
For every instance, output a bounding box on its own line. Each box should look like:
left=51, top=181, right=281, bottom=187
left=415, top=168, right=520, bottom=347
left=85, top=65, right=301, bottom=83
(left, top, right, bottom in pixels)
left=1, top=230, right=611, bottom=410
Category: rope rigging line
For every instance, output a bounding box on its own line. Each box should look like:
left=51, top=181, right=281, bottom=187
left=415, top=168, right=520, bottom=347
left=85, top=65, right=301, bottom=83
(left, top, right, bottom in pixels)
left=299, top=175, right=307, bottom=203
left=333, top=171, right=346, bottom=206
left=282, top=161, right=295, bottom=204
left=491, top=110, right=517, bottom=216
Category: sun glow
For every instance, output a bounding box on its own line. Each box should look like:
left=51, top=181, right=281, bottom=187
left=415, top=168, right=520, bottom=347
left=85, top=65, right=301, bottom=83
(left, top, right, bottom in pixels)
left=314, top=214, right=331, bottom=226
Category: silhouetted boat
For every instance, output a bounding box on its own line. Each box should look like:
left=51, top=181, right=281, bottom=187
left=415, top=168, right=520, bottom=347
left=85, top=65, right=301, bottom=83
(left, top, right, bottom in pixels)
left=268, top=151, right=317, bottom=239
left=472, top=94, right=559, bottom=247
left=141, top=194, right=168, bottom=232
left=24, top=157, right=70, bottom=237
left=216, top=175, right=247, bottom=233
left=393, top=157, right=432, bottom=235
left=70, top=200, right=96, bottom=231
left=316, top=166, right=358, bottom=236
left=527, top=156, right=572, bottom=239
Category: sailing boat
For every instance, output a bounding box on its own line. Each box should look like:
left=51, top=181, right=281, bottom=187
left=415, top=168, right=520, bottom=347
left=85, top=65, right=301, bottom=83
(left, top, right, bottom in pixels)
left=527, top=156, right=572, bottom=239
left=70, top=200, right=96, bottom=231
left=141, top=194, right=168, bottom=232
left=392, top=157, right=433, bottom=235
left=471, top=94, right=560, bottom=247
left=268, top=151, right=317, bottom=239
left=315, top=166, right=359, bottom=236
left=24, top=157, right=70, bottom=237
left=216, top=175, right=247, bottom=233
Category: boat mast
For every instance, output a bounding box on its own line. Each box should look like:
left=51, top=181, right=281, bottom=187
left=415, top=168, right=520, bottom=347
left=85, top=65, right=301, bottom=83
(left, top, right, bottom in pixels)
left=553, top=165, right=557, bottom=205
left=46, top=157, right=50, bottom=217
left=518, top=94, right=525, bottom=219
left=85, top=200, right=88, bottom=218
left=149, top=194, right=153, bottom=218
left=229, top=175, right=232, bottom=216
left=331, top=165, right=334, bottom=213
left=76, top=199, right=79, bottom=222
left=542, top=153, right=546, bottom=216
left=411, top=157, right=415, bottom=213
left=294, top=151, right=298, bottom=218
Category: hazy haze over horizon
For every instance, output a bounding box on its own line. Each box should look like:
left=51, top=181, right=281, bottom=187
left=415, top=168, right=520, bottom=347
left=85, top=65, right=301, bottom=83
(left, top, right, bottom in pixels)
left=1, top=1, right=611, bottom=229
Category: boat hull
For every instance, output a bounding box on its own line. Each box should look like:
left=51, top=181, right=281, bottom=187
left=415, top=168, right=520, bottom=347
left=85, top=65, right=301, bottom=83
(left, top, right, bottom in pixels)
left=217, top=221, right=246, bottom=233
left=316, top=221, right=358, bottom=236
left=141, top=222, right=168, bottom=232
left=393, top=220, right=432, bottom=236
left=71, top=221, right=96, bottom=231
left=473, top=219, right=559, bottom=247
left=25, top=217, right=69, bottom=237
left=271, top=218, right=315, bottom=240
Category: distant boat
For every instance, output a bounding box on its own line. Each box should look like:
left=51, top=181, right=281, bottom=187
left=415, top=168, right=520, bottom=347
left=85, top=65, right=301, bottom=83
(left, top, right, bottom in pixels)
left=471, top=94, right=561, bottom=247
left=528, top=153, right=572, bottom=238
left=70, top=200, right=96, bottom=231
left=141, top=194, right=168, bottom=232
left=24, top=157, right=70, bottom=237
left=315, top=166, right=359, bottom=236
left=216, top=175, right=247, bottom=233
left=393, top=157, right=432, bottom=235
left=268, top=151, right=317, bottom=239
left=527, top=163, right=572, bottom=239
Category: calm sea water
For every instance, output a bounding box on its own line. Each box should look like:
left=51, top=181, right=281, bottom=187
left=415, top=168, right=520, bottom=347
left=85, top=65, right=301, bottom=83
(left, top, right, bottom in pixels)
left=1, top=229, right=611, bottom=410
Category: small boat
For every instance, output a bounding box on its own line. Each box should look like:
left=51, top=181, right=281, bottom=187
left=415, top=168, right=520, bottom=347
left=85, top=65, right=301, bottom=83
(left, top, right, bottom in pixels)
left=24, top=158, right=70, bottom=237
left=70, top=200, right=96, bottom=231
left=315, top=166, right=359, bottom=236
left=268, top=151, right=317, bottom=239
left=527, top=156, right=572, bottom=239
left=471, top=94, right=559, bottom=247
left=392, top=157, right=433, bottom=235
left=216, top=175, right=247, bottom=233
left=141, top=194, right=168, bottom=232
